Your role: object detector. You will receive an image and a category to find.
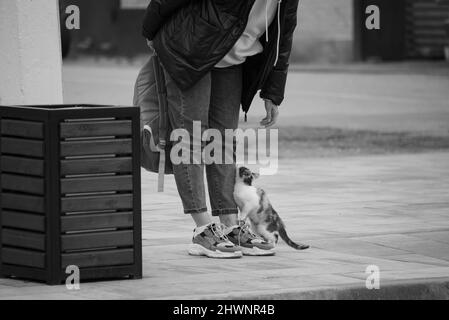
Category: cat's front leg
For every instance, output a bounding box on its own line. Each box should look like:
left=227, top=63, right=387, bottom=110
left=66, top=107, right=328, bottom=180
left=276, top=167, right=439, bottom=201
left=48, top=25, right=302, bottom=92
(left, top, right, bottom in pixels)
left=239, top=206, right=251, bottom=221
left=255, top=224, right=278, bottom=245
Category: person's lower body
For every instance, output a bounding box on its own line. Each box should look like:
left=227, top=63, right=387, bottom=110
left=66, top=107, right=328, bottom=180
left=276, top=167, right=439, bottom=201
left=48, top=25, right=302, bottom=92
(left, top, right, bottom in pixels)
left=162, top=64, right=274, bottom=258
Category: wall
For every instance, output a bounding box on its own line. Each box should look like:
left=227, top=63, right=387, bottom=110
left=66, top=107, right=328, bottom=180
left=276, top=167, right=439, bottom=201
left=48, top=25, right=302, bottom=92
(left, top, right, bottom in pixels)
left=293, top=0, right=355, bottom=63
left=64, top=0, right=356, bottom=63
left=64, top=0, right=148, bottom=57
left=0, top=0, right=63, bottom=105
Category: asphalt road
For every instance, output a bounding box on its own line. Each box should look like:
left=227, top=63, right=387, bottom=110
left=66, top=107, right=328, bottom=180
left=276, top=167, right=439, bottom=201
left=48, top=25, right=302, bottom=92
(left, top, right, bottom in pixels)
left=63, top=61, right=449, bottom=136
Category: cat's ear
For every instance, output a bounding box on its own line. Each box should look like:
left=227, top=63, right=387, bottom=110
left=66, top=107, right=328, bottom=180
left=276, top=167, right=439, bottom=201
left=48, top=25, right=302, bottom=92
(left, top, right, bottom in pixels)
left=252, top=172, right=260, bottom=179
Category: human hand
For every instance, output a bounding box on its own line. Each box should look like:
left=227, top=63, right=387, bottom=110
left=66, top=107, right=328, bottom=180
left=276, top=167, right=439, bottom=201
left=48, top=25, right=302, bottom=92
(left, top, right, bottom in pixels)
left=146, top=39, right=154, bottom=51
left=260, top=99, right=279, bottom=127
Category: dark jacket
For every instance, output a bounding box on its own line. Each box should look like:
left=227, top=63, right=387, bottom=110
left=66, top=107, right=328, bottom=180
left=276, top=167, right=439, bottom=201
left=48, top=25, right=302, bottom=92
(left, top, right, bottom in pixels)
left=142, top=0, right=299, bottom=112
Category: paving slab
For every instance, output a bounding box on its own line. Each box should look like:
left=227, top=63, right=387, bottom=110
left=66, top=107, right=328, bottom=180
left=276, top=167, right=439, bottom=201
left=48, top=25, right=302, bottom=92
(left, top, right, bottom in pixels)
left=0, top=152, right=448, bottom=299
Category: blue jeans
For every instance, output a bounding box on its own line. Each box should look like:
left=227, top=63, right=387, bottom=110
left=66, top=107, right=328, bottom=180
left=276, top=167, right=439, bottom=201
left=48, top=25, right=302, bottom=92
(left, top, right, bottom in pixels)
left=163, top=64, right=242, bottom=216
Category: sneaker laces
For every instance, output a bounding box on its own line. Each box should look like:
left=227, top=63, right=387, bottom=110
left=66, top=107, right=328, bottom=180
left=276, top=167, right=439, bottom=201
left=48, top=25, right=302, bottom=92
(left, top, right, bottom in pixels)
left=209, top=223, right=230, bottom=242
left=240, top=220, right=259, bottom=238
left=236, top=219, right=261, bottom=246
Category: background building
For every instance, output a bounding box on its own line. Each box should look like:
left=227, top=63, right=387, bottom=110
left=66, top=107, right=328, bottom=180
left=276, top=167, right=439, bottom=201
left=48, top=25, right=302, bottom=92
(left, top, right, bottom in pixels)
left=63, top=0, right=449, bottom=62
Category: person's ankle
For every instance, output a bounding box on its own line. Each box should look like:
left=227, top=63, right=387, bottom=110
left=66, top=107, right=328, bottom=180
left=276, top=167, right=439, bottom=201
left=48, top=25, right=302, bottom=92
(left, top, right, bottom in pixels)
left=193, top=223, right=211, bottom=237
left=191, top=212, right=212, bottom=228
left=219, top=214, right=239, bottom=228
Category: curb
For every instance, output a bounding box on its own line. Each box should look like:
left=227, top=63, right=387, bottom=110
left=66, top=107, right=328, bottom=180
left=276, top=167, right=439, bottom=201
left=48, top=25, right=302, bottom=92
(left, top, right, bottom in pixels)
left=237, top=278, right=449, bottom=300
left=289, top=62, right=449, bottom=77
left=163, top=278, right=449, bottom=300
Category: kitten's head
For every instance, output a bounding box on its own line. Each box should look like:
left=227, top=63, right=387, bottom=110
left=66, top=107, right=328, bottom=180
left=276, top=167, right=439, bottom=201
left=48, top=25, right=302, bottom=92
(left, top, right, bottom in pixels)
left=237, top=166, right=260, bottom=186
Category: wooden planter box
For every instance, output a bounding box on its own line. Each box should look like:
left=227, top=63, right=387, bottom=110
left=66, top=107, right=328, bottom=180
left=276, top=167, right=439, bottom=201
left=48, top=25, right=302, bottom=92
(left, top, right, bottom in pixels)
left=0, top=105, right=142, bottom=285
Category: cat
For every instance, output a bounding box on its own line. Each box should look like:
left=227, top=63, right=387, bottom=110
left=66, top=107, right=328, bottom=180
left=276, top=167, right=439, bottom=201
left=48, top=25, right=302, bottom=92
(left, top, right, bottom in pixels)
left=233, top=166, right=309, bottom=250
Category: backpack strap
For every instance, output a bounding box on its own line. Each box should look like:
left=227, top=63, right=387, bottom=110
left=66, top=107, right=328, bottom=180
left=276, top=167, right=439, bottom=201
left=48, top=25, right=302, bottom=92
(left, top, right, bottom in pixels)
left=152, top=53, right=169, bottom=192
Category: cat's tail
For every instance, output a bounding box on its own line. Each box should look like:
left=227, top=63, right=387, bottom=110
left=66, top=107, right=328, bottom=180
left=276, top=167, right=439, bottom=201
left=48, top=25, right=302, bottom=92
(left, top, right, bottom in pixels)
left=277, top=216, right=310, bottom=250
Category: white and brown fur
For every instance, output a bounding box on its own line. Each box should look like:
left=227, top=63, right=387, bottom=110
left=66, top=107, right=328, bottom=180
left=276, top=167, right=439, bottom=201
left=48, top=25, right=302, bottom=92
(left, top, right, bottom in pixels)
left=233, top=166, right=309, bottom=250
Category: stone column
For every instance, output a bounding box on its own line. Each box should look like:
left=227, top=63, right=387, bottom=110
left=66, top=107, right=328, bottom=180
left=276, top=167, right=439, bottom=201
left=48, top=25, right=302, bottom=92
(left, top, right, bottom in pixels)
left=0, top=0, right=63, bottom=105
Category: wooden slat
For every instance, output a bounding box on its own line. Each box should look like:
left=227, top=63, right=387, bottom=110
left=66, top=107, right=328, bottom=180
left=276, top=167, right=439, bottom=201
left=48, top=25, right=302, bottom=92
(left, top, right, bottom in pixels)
left=60, top=139, right=132, bottom=157
left=61, top=212, right=133, bottom=232
left=405, top=0, right=449, bottom=58
left=410, top=11, right=449, bottom=19
left=1, top=193, right=44, bottom=213
left=1, top=156, right=44, bottom=176
left=1, top=173, right=44, bottom=195
left=61, top=249, right=134, bottom=268
left=1, top=137, right=44, bottom=157
left=61, top=175, right=133, bottom=194
left=408, top=29, right=447, bottom=38
left=61, top=194, right=133, bottom=213
left=2, top=247, right=45, bottom=268
left=1, top=119, right=44, bottom=139
left=409, top=20, right=447, bottom=28
left=2, top=211, right=45, bottom=232
left=2, top=229, right=45, bottom=251
left=60, top=120, right=132, bottom=138
left=60, top=157, right=132, bottom=175
left=61, top=230, right=134, bottom=251
left=407, top=37, right=448, bottom=46
left=60, top=265, right=139, bottom=281
left=0, top=264, right=47, bottom=282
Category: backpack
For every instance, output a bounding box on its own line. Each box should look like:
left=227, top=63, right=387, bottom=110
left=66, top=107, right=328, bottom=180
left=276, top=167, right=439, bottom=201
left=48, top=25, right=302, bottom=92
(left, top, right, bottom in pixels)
left=133, top=52, right=173, bottom=192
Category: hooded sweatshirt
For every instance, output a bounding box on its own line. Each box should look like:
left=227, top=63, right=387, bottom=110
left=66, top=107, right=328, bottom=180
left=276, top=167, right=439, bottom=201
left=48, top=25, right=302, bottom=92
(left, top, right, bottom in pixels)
left=216, top=0, right=278, bottom=68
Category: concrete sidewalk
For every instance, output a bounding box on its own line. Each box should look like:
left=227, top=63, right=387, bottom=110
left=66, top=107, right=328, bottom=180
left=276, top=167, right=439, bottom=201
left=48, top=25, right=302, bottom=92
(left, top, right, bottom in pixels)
left=1, top=152, right=448, bottom=299
left=2, top=62, right=446, bottom=299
